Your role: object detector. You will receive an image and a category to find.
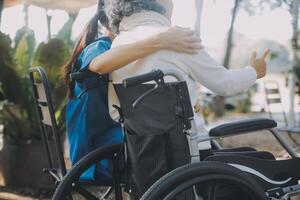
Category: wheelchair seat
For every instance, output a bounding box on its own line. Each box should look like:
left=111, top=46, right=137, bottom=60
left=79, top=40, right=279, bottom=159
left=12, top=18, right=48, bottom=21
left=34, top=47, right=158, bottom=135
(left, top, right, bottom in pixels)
left=205, top=154, right=300, bottom=190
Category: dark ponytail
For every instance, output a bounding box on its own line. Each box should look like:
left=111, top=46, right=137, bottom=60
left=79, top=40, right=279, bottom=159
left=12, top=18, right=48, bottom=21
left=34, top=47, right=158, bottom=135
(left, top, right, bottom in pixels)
left=63, top=0, right=110, bottom=99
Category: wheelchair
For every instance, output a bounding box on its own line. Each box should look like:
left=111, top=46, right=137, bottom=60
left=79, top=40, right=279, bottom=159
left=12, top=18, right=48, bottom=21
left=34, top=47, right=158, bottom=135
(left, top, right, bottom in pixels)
left=30, top=67, right=300, bottom=200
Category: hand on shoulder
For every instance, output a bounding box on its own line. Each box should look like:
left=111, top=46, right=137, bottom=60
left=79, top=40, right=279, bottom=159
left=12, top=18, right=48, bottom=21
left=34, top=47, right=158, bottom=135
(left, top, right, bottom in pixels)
left=155, top=26, right=204, bottom=54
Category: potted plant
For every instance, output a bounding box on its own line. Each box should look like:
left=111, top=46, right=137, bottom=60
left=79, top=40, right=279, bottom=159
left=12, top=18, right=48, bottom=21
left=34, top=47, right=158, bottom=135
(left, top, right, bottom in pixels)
left=0, top=30, right=69, bottom=189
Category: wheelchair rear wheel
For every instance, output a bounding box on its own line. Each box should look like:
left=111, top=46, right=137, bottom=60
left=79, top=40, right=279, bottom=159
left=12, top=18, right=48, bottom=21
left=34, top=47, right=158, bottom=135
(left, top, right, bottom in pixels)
left=141, top=161, right=268, bottom=200
left=52, top=143, right=124, bottom=200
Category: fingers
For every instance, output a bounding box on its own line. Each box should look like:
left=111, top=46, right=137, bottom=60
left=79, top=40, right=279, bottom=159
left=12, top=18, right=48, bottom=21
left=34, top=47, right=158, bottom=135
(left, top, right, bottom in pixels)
left=249, top=49, right=268, bottom=79
left=165, top=26, right=203, bottom=54
left=250, top=49, right=270, bottom=61
left=192, top=43, right=204, bottom=49
left=182, top=42, right=203, bottom=51
left=183, top=30, right=196, bottom=37
left=181, top=49, right=199, bottom=54
left=174, top=26, right=192, bottom=31
left=251, top=51, right=257, bottom=61
left=187, top=36, right=202, bottom=43
left=261, top=49, right=270, bottom=60
left=171, top=44, right=201, bottom=54
left=170, top=26, right=193, bottom=33
left=179, top=36, right=204, bottom=53
left=171, top=26, right=195, bottom=37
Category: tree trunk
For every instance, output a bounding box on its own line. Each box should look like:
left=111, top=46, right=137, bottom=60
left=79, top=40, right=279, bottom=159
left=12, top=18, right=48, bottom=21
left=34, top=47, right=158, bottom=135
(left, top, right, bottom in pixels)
left=23, top=4, right=29, bottom=28
left=69, top=12, right=78, bottom=21
left=0, top=0, right=4, bottom=27
left=223, top=0, right=240, bottom=68
left=66, top=12, right=79, bottom=44
left=288, top=0, right=300, bottom=127
left=291, top=1, right=300, bottom=52
left=46, top=9, right=52, bottom=41
left=214, top=0, right=240, bottom=117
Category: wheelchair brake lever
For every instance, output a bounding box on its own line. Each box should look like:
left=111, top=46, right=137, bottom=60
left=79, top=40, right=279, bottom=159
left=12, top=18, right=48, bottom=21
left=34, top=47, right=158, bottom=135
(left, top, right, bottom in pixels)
left=132, top=84, right=159, bottom=108
left=113, top=105, right=124, bottom=123
left=132, top=78, right=166, bottom=109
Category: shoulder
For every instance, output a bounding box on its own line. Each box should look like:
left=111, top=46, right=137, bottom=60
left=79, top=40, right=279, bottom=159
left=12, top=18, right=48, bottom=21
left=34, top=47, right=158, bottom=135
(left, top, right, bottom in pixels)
left=78, top=37, right=112, bottom=71
left=83, top=37, right=112, bottom=55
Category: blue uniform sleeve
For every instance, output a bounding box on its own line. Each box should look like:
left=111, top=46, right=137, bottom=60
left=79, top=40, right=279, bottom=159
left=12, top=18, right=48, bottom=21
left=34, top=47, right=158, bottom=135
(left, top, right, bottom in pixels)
left=79, top=38, right=112, bottom=71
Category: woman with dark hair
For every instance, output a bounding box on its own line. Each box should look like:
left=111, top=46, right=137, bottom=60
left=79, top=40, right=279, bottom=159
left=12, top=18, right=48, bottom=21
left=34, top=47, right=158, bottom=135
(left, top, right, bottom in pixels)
left=64, top=0, right=202, bottom=181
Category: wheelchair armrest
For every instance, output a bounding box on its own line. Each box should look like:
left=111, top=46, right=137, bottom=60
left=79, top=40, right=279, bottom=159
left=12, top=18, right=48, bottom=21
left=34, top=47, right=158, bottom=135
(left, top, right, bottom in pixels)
left=209, top=118, right=277, bottom=137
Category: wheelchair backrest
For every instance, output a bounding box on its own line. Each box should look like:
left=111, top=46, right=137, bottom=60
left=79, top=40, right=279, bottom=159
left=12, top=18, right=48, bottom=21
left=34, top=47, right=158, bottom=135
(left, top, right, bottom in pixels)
left=29, top=67, right=67, bottom=178
left=114, top=81, right=194, bottom=135
left=113, top=70, right=195, bottom=197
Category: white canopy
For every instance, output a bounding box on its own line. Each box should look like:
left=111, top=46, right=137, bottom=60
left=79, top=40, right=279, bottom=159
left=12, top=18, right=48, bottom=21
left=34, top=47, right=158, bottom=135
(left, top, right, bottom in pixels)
left=4, top=0, right=97, bottom=13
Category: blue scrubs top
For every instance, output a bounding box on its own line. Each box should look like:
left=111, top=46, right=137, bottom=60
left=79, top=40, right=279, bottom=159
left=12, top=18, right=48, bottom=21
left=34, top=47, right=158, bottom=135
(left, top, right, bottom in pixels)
left=66, top=37, right=123, bottom=182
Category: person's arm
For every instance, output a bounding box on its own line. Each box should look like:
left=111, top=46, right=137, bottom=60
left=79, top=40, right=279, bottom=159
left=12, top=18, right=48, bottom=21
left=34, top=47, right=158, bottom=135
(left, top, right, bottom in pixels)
left=175, top=49, right=270, bottom=96
left=89, top=27, right=203, bottom=74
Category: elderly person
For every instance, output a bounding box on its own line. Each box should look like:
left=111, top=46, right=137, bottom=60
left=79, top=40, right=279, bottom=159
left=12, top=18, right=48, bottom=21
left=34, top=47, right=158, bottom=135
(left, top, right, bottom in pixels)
left=105, top=0, right=269, bottom=151
left=64, top=0, right=203, bottom=182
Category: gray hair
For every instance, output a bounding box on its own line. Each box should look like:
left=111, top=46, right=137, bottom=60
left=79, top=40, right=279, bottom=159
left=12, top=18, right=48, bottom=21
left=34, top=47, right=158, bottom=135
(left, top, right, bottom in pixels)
left=103, top=0, right=165, bottom=34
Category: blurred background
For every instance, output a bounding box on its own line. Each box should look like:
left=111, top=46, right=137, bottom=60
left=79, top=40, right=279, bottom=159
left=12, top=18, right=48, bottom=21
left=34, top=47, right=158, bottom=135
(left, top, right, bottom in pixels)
left=1, top=0, right=300, bottom=199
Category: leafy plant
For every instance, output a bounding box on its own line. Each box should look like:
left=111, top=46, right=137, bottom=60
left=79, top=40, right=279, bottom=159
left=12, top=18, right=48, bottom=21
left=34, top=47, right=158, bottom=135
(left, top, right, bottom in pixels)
left=33, top=38, right=70, bottom=132
left=57, top=15, right=76, bottom=46
left=0, top=32, right=22, bottom=105
left=15, top=28, right=36, bottom=76
left=0, top=31, right=70, bottom=145
left=14, top=26, right=28, bottom=51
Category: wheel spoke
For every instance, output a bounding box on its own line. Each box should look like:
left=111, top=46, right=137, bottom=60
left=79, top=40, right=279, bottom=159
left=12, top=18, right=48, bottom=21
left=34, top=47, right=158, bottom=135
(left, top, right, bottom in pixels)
left=52, top=144, right=124, bottom=200
left=75, top=184, right=100, bottom=200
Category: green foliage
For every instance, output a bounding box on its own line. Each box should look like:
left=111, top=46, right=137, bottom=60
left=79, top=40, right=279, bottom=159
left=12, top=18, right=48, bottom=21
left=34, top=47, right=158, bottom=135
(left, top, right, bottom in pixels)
left=0, top=31, right=35, bottom=144
left=235, top=96, right=252, bottom=113
left=32, top=42, right=45, bottom=67
left=33, top=39, right=70, bottom=132
left=14, top=26, right=28, bottom=50
left=269, top=52, right=279, bottom=60
left=0, top=32, right=22, bottom=105
left=57, top=17, right=76, bottom=46
left=33, top=39, right=70, bottom=110
left=0, top=31, right=70, bottom=145
left=0, top=32, right=14, bottom=64
left=293, top=60, right=300, bottom=80
left=229, top=0, right=284, bottom=16
left=34, top=38, right=70, bottom=70
left=15, top=29, right=36, bottom=77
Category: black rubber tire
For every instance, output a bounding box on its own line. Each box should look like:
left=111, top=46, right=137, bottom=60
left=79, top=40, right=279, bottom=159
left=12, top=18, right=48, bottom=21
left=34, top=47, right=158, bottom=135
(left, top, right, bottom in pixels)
left=52, top=143, right=123, bottom=200
left=141, top=161, right=268, bottom=200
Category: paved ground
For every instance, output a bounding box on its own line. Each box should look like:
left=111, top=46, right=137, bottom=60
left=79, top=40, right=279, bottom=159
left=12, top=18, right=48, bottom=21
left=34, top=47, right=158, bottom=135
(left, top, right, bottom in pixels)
left=2, top=112, right=300, bottom=199
left=0, top=193, right=37, bottom=200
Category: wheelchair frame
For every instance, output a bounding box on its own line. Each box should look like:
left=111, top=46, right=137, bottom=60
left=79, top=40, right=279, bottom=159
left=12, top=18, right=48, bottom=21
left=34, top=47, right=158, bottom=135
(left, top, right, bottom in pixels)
left=29, top=67, right=122, bottom=200
left=132, top=69, right=300, bottom=200
left=30, top=67, right=300, bottom=200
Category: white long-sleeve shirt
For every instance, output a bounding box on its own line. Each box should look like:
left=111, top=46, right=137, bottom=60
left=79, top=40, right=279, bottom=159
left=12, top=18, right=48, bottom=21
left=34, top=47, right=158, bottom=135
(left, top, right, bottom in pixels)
left=108, top=11, right=257, bottom=149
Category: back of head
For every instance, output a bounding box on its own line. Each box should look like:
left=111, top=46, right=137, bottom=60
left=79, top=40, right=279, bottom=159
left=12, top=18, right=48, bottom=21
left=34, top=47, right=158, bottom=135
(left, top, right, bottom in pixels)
left=103, top=0, right=166, bottom=34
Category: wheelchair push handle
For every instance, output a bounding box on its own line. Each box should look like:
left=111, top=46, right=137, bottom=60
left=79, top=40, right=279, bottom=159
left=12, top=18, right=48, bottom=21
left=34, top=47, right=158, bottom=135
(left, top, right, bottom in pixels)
left=123, top=70, right=165, bottom=88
